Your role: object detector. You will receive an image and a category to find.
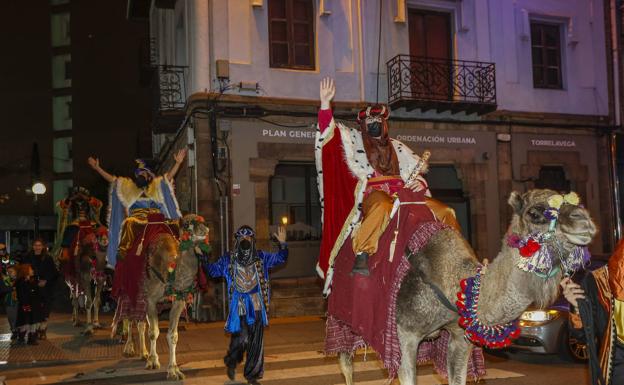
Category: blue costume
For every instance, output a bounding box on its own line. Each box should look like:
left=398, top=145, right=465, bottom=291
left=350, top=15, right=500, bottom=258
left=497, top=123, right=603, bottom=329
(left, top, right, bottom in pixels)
left=203, top=225, right=287, bottom=385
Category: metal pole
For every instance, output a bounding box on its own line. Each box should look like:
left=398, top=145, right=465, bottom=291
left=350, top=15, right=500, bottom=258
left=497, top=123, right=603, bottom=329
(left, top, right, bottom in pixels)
left=611, top=133, right=622, bottom=241
left=34, top=194, right=40, bottom=239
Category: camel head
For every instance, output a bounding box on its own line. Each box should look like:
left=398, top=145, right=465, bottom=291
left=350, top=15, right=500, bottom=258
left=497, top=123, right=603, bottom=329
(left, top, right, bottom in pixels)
left=180, top=214, right=210, bottom=247
left=507, top=189, right=597, bottom=278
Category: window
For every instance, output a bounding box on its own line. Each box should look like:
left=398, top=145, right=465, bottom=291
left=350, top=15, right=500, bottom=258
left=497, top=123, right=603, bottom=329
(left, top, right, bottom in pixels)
left=270, top=163, right=320, bottom=241
left=531, top=22, right=563, bottom=89
left=268, top=0, right=315, bottom=70
left=51, top=12, right=70, bottom=47
left=535, top=166, right=571, bottom=192
left=52, top=54, right=71, bottom=88
left=52, top=95, right=72, bottom=131
left=53, top=137, right=73, bottom=173
left=64, top=61, right=72, bottom=80
left=427, top=165, right=472, bottom=243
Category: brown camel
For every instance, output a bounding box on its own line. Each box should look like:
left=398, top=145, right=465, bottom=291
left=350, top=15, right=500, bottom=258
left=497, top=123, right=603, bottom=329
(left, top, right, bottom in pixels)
left=123, top=214, right=208, bottom=380
left=338, top=189, right=597, bottom=385
left=65, top=231, right=108, bottom=335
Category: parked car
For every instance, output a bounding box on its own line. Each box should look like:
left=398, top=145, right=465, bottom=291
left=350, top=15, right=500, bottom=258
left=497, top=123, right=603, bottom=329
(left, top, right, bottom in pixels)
left=510, top=258, right=607, bottom=361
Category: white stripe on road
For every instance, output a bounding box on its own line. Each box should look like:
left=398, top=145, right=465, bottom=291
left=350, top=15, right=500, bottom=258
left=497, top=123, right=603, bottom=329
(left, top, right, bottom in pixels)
left=331, top=368, right=525, bottom=385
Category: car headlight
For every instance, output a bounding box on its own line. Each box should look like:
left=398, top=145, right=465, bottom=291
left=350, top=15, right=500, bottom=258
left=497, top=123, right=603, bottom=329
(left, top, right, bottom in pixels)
left=520, top=310, right=560, bottom=322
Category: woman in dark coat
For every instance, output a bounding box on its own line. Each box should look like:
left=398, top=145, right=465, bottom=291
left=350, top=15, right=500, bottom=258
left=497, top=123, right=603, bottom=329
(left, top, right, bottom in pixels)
left=15, top=264, right=44, bottom=345
left=17, top=239, right=58, bottom=339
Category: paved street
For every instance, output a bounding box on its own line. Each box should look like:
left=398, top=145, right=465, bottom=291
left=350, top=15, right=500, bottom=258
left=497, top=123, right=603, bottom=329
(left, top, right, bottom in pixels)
left=0, top=313, right=590, bottom=385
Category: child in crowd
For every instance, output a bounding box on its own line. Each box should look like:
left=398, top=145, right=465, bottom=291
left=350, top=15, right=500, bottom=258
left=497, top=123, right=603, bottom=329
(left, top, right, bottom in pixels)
left=15, top=264, right=44, bottom=345
left=0, top=264, right=18, bottom=340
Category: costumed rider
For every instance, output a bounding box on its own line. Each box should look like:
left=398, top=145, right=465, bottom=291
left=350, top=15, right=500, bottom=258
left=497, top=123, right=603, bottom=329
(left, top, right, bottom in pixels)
left=561, top=238, right=624, bottom=385
left=87, top=148, right=186, bottom=333
left=316, top=77, right=460, bottom=280
left=1, top=243, right=13, bottom=275
left=54, top=186, right=104, bottom=292
left=203, top=225, right=288, bottom=385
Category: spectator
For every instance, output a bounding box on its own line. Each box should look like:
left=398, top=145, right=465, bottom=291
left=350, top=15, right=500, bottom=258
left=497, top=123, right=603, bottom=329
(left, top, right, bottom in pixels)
left=17, top=238, right=58, bottom=340
left=0, top=264, right=18, bottom=340
left=15, top=264, right=44, bottom=345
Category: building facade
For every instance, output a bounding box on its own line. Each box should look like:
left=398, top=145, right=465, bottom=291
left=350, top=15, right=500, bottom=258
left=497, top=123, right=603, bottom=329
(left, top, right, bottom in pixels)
left=142, top=0, right=619, bottom=317
left=0, top=0, right=153, bottom=253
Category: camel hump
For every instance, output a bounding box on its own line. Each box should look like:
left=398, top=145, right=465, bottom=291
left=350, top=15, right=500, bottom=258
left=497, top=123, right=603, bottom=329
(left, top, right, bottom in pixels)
left=408, top=227, right=479, bottom=284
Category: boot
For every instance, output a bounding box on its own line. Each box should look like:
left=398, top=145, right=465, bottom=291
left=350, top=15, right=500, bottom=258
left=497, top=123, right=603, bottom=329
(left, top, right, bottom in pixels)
left=38, top=328, right=47, bottom=340
left=247, top=379, right=262, bottom=385
left=10, top=331, right=18, bottom=340
left=17, top=330, right=26, bottom=344
left=27, top=332, right=38, bottom=345
left=226, top=366, right=235, bottom=381
left=351, top=252, right=370, bottom=276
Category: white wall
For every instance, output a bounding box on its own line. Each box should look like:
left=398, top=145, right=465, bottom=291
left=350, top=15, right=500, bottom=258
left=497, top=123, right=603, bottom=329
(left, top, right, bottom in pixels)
left=151, top=0, right=609, bottom=117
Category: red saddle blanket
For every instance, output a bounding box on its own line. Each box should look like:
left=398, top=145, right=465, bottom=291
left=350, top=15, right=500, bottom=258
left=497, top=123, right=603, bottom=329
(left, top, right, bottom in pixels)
left=325, top=189, right=485, bottom=379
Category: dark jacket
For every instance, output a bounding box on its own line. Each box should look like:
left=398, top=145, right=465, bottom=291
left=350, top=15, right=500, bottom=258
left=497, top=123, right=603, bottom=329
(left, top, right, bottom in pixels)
left=569, top=266, right=620, bottom=385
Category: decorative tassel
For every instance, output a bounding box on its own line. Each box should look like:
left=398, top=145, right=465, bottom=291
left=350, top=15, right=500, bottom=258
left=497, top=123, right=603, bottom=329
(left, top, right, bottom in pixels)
left=136, top=238, right=144, bottom=256
left=389, top=230, right=399, bottom=262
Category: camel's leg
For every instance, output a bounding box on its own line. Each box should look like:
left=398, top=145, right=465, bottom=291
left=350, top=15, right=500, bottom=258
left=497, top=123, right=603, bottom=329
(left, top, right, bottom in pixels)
left=397, top=325, right=422, bottom=385
left=166, top=300, right=186, bottom=380
left=71, top=291, right=80, bottom=327
left=123, top=320, right=136, bottom=357
left=446, top=328, right=472, bottom=385
left=137, top=320, right=149, bottom=360
left=145, top=301, right=161, bottom=369
left=83, top=289, right=94, bottom=335
left=338, top=352, right=354, bottom=385
left=92, top=282, right=102, bottom=328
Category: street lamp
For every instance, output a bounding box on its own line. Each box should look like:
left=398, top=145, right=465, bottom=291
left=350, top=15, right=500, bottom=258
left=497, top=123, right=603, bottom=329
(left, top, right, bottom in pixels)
left=32, top=182, right=46, bottom=195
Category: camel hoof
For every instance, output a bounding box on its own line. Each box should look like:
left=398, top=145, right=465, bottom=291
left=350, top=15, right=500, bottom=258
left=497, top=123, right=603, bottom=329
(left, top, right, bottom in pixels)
left=122, top=345, right=136, bottom=357
left=167, top=366, right=185, bottom=380
left=145, top=357, right=161, bottom=370
left=92, top=322, right=103, bottom=329
left=82, top=326, right=94, bottom=336
left=140, top=352, right=149, bottom=361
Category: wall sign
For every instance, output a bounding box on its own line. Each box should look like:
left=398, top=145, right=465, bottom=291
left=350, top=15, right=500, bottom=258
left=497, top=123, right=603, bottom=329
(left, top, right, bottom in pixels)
left=529, top=139, right=576, bottom=148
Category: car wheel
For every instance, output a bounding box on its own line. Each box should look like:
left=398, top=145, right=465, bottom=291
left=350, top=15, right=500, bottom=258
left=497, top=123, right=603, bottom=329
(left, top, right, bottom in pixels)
left=558, top=325, right=588, bottom=362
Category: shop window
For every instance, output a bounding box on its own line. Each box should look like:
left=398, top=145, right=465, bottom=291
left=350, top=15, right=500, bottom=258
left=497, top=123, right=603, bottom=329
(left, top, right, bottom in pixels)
left=531, top=22, right=563, bottom=89
left=535, top=166, right=571, bottom=192
left=427, top=165, right=472, bottom=243
left=270, top=163, right=320, bottom=241
left=268, top=0, right=315, bottom=70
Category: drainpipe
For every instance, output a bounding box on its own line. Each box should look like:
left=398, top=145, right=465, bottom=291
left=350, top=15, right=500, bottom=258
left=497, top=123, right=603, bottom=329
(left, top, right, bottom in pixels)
left=610, top=0, right=622, bottom=241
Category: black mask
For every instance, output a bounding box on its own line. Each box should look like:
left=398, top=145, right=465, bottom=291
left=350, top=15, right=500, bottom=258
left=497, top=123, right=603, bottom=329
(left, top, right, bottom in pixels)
left=240, top=239, right=251, bottom=250
left=134, top=175, right=150, bottom=188
left=367, top=122, right=382, bottom=137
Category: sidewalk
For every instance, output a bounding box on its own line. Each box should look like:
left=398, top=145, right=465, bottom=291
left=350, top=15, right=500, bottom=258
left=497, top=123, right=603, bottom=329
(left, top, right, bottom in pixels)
left=0, top=313, right=326, bottom=366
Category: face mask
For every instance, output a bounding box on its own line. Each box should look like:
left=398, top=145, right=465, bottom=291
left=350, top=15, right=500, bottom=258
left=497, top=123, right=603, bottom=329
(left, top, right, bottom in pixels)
left=240, top=239, right=251, bottom=250
left=367, top=122, right=382, bottom=137
left=134, top=175, right=150, bottom=188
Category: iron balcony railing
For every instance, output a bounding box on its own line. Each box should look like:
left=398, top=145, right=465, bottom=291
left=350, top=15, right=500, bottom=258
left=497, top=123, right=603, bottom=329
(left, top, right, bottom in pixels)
left=154, top=65, right=187, bottom=111
left=387, top=55, right=496, bottom=113
left=152, top=65, right=187, bottom=133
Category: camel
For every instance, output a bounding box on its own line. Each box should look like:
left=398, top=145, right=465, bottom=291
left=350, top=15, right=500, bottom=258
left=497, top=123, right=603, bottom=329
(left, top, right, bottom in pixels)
left=122, top=214, right=209, bottom=380
left=337, top=189, right=597, bottom=385
left=65, top=229, right=108, bottom=335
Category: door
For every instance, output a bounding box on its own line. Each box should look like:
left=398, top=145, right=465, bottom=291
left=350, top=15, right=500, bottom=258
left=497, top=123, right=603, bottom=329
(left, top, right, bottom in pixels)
left=408, top=10, right=452, bottom=100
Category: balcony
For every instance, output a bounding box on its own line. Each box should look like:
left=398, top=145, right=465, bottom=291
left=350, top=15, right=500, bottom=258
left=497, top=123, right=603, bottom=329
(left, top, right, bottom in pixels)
left=387, top=55, right=497, bottom=115
left=152, top=65, right=187, bottom=134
